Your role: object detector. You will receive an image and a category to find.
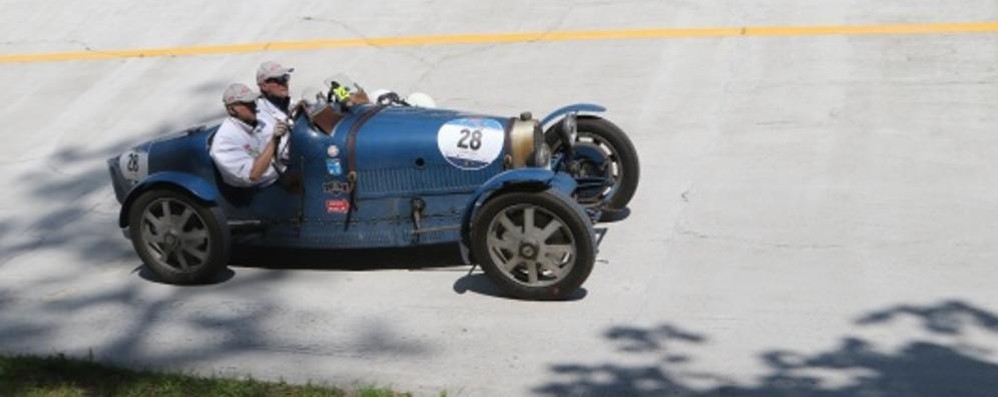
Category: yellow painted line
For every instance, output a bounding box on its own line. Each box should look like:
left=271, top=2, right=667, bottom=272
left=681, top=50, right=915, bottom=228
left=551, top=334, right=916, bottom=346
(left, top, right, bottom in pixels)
left=2, top=21, right=997, bottom=63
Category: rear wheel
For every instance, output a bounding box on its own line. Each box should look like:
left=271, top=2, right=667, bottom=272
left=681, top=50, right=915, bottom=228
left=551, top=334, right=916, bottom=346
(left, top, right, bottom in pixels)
left=472, top=190, right=594, bottom=300
left=546, top=117, right=640, bottom=210
left=128, top=189, right=230, bottom=284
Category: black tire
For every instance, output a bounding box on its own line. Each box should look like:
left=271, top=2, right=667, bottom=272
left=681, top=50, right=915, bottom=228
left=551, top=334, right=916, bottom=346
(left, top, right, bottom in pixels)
left=546, top=117, right=640, bottom=210
left=128, top=189, right=230, bottom=284
left=472, top=190, right=595, bottom=300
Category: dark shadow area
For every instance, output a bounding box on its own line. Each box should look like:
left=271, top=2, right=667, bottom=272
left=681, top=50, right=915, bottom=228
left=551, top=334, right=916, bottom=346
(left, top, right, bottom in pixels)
left=452, top=273, right=588, bottom=301
left=534, top=300, right=998, bottom=397
left=133, top=265, right=236, bottom=285
left=452, top=273, right=505, bottom=297
left=0, top=118, right=215, bottom=269
left=1, top=81, right=428, bottom=365
left=1, top=263, right=434, bottom=369
left=0, top=79, right=435, bottom=383
left=189, top=80, right=230, bottom=95
left=855, top=299, right=998, bottom=335
left=229, top=242, right=465, bottom=271
left=0, top=222, right=9, bottom=243
left=605, top=323, right=706, bottom=353
left=0, top=353, right=357, bottom=397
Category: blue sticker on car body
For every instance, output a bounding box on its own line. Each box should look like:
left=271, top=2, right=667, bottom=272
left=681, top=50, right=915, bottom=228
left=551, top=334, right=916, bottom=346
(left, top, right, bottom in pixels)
left=326, top=159, right=343, bottom=176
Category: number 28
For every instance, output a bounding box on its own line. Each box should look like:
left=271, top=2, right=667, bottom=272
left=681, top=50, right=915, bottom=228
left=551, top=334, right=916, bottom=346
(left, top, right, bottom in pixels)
left=457, top=129, right=482, bottom=150
left=126, top=153, right=140, bottom=172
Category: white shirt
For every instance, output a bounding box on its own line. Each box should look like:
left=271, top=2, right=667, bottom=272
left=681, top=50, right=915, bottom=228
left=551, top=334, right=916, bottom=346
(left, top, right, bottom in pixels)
left=209, top=116, right=278, bottom=187
left=256, top=96, right=291, bottom=165
left=257, top=96, right=289, bottom=122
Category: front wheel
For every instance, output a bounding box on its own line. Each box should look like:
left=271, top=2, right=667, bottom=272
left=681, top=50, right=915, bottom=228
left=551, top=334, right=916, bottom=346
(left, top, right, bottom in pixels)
left=546, top=117, right=640, bottom=210
left=472, top=190, right=595, bottom=300
left=128, top=189, right=230, bottom=284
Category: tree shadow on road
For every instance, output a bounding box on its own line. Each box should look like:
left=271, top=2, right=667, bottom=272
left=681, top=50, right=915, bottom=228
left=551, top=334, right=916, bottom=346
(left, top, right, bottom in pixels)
left=0, top=120, right=204, bottom=269
left=534, top=300, right=998, bottom=397
left=0, top=97, right=436, bottom=377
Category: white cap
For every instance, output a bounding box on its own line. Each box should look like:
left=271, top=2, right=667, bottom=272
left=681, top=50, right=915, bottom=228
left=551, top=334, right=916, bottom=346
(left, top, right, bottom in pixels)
left=256, top=61, right=295, bottom=84
left=222, top=83, right=258, bottom=105
left=406, top=92, right=436, bottom=108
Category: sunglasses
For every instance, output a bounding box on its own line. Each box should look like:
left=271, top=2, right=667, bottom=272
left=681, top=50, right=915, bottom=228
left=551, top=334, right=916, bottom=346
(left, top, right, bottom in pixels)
left=265, top=75, right=290, bottom=85
left=228, top=101, right=257, bottom=111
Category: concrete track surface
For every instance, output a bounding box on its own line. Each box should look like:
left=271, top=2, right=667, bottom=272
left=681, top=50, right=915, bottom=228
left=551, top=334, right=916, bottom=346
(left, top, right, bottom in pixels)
left=2, top=1, right=998, bottom=396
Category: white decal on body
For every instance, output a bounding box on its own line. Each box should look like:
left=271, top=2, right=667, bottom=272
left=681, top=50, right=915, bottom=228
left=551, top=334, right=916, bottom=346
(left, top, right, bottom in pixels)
left=118, top=150, right=149, bottom=186
left=437, top=118, right=504, bottom=170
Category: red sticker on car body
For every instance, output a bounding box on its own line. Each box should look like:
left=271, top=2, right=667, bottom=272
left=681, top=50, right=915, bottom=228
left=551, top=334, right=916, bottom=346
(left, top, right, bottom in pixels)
left=326, top=199, right=350, bottom=214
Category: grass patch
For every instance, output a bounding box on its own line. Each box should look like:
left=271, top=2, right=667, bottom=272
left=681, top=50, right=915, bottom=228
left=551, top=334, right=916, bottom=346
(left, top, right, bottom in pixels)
left=0, top=353, right=410, bottom=397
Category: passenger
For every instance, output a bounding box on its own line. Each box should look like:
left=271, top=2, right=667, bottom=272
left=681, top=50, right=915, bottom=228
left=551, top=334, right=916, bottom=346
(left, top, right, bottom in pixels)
left=209, top=83, right=289, bottom=187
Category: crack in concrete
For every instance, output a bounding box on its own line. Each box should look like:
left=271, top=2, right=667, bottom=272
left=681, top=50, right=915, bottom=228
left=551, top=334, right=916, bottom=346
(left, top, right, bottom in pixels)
left=573, top=0, right=662, bottom=5
left=0, top=185, right=113, bottom=268
left=675, top=225, right=845, bottom=251
left=527, top=4, right=576, bottom=44
left=301, top=6, right=582, bottom=93
left=300, top=15, right=435, bottom=67
left=0, top=155, right=48, bottom=166
left=410, top=44, right=501, bottom=89
left=0, top=39, right=93, bottom=52
left=25, top=198, right=106, bottom=238
left=405, top=5, right=572, bottom=89
left=627, top=27, right=746, bottom=321
left=0, top=223, right=50, bottom=268
left=681, top=185, right=693, bottom=202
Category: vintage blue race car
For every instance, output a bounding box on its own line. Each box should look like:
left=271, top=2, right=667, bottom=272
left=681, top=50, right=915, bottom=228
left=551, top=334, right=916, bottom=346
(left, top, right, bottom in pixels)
left=108, top=84, right=639, bottom=300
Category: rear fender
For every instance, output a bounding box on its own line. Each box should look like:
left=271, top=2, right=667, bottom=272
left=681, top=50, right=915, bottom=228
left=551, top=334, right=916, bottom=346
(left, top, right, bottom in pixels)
left=458, top=169, right=579, bottom=264
left=118, top=171, right=219, bottom=227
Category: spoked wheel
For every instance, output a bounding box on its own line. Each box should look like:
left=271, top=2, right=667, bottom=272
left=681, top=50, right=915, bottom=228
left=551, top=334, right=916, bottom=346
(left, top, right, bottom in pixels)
left=546, top=117, right=640, bottom=210
left=128, top=189, right=230, bottom=284
left=472, top=190, right=595, bottom=300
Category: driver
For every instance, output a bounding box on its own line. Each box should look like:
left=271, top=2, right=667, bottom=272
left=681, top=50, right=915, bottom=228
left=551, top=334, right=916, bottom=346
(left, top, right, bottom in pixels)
left=210, top=83, right=289, bottom=187
left=255, top=61, right=293, bottom=124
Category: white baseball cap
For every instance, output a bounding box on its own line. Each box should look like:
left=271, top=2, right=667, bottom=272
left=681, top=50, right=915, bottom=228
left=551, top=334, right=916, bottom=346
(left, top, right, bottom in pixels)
left=256, top=61, right=295, bottom=84
left=222, top=83, right=258, bottom=105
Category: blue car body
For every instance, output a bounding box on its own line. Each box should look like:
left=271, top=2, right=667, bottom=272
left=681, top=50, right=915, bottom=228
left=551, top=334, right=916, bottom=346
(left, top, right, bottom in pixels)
left=109, top=103, right=604, bottom=257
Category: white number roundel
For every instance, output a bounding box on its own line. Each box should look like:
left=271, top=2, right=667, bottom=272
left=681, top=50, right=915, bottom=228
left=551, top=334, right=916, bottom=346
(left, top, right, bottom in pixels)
left=437, top=118, right=504, bottom=170
left=118, top=150, right=148, bottom=186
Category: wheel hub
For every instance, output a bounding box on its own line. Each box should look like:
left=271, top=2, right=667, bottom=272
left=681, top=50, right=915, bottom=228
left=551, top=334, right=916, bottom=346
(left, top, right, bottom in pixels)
left=576, top=160, right=605, bottom=178
left=164, top=232, right=180, bottom=250
left=565, top=140, right=620, bottom=207
left=519, top=241, right=539, bottom=260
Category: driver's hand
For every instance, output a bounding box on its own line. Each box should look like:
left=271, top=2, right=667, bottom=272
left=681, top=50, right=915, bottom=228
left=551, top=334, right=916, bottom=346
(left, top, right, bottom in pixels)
left=272, top=120, right=290, bottom=138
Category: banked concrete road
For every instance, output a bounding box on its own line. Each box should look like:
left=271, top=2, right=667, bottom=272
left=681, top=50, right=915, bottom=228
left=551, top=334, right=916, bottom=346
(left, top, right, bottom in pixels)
left=1, top=1, right=998, bottom=395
